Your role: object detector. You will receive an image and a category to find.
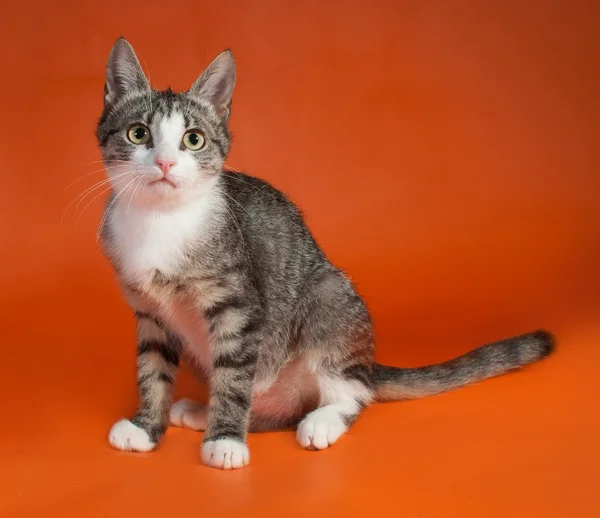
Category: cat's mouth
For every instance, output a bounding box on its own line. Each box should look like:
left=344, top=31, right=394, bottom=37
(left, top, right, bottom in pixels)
left=149, top=177, right=177, bottom=188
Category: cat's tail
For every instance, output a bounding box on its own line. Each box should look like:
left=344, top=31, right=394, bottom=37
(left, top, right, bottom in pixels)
left=373, top=330, right=555, bottom=401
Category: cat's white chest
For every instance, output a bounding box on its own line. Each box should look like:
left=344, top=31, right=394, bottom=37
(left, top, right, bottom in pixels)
left=108, top=197, right=217, bottom=371
left=109, top=198, right=214, bottom=286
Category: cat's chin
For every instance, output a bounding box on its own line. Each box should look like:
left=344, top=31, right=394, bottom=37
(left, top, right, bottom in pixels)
left=128, top=183, right=213, bottom=211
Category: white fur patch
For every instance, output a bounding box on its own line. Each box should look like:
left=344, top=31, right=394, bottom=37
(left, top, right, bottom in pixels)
left=318, top=376, right=373, bottom=408
left=296, top=406, right=347, bottom=450
left=110, top=196, right=216, bottom=288
left=156, top=113, right=187, bottom=163
left=296, top=374, right=372, bottom=450
left=169, top=399, right=207, bottom=431
left=201, top=439, right=249, bottom=470
left=108, top=419, right=156, bottom=452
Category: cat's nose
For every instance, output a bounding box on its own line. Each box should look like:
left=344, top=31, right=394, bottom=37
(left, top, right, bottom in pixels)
left=155, top=158, right=176, bottom=174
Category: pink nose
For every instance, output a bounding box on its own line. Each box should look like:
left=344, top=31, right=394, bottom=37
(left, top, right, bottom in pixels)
left=155, top=158, right=176, bottom=174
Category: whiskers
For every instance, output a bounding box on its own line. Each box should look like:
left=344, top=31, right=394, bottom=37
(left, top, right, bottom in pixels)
left=95, top=175, right=143, bottom=243
left=217, top=185, right=252, bottom=219
left=60, top=159, right=143, bottom=233
left=221, top=170, right=269, bottom=194
left=61, top=170, right=132, bottom=224
left=76, top=174, right=137, bottom=227
left=223, top=163, right=242, bottom=174
left=214, top=190, right=246, bottom=250
left=60, top=160, right=131, bottom=195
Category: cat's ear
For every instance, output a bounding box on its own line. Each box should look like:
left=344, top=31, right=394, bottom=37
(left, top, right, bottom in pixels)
left=189, top=50, right=236, bottom=119
left=104, top=37, right=150, bottom=106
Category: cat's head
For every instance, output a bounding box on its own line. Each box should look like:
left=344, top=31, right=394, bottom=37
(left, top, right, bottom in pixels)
left=96, top=37, right=235, bottom=208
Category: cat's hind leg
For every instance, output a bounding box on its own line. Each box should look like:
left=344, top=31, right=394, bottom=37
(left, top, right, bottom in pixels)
left=295, top=269, right=376, bottom=450
left=296, top=370, right=373, bottom=450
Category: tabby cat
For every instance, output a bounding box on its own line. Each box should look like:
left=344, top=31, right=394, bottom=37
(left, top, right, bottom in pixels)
left=96, top=38, right=554, bottom=469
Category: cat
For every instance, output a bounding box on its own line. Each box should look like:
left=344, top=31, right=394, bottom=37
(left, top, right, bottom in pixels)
left=96, top=37, right=554, bottom=470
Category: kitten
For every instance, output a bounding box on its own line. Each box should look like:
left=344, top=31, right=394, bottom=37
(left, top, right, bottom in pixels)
left=96, top=37, right=554, bottom=470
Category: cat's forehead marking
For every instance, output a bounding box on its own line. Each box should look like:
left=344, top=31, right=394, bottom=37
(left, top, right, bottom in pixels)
left=156, top=112, right=186, bottom=155
left=145, top=93, right=197, bottom=131
left=145, top=91, right=178, bottom=121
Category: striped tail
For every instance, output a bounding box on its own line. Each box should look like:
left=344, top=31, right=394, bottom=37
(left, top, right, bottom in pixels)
left=373, top=330, right=555, bottom=401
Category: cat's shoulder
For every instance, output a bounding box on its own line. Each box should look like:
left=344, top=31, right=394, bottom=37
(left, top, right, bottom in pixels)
left=220, top=171, right=297, bottom=207
left=221, top=170, right=276, bottom=195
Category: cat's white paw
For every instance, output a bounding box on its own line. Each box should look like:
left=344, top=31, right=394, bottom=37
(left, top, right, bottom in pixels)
left=201, top=439, right=250, bottom=470
left=169, top=398, right=207, bottom=431
left=108, top=419, right=156, bottom=452
left=296, top=407, right=348, bottom=450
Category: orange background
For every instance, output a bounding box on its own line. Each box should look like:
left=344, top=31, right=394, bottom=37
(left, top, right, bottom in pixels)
left=1, top=1, right=599, bottom=516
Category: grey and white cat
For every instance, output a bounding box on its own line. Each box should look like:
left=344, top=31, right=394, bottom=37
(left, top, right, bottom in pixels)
left=97, top=37, right=554, bottom=470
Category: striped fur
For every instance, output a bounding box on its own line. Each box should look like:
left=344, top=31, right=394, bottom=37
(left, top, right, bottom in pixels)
left=373, top=330, right=554, bottom=401
left=98, top=38, right=555, bottom=469
left=131, top=315, right=181, bottom=443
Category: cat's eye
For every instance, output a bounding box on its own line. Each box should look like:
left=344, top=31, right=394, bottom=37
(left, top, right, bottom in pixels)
left=127, top=124, right=151, bottom=145
left=182, top=130, right=205, bottom=151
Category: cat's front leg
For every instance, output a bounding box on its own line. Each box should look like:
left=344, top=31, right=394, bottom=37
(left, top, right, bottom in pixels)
left=109, top=312, right=181, bottom=452
left=201, top=301, right=261, bottom=470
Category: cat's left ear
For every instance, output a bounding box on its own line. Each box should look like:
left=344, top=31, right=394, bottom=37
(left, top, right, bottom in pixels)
left=104, top=37, right=150, bottom=106
left=189, top=50, right=236, bottom=119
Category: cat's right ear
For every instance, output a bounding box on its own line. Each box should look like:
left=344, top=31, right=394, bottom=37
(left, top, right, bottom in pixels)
left=104, top=37, right=150, bottom=107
